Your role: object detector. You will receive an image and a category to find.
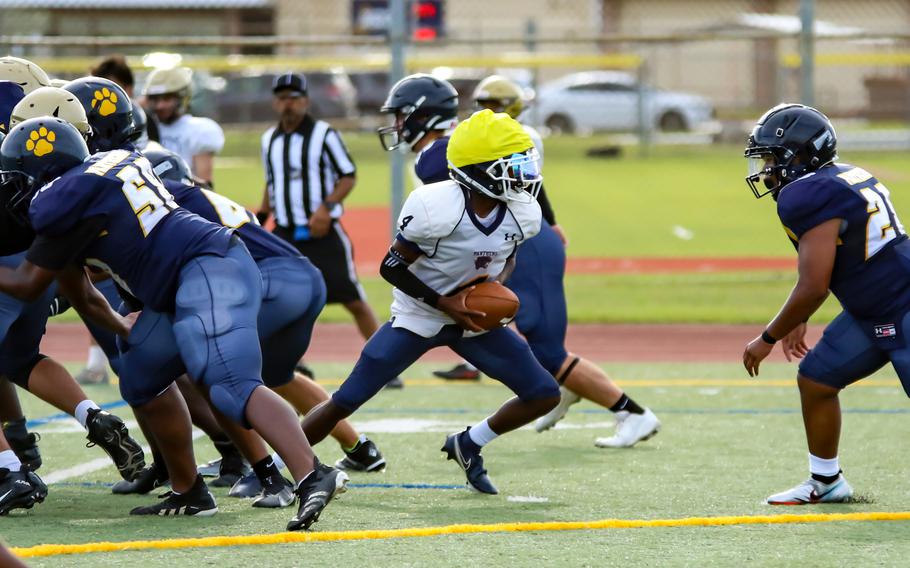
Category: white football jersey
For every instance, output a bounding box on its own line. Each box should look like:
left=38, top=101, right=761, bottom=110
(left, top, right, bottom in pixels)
left=391, top=180, right=541, bottom=337
left=157, top=114, right=225, bottom=175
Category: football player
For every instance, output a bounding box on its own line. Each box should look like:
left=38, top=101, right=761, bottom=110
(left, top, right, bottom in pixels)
left=380, top=74, right=660, bottom=447
left=0, top=118, right=346, bottom=529
left=0, top=87, right=145, bottom=485
left=0, top=56, right=50, bottom=94
left=741, top=104, right=910, bottom=504
left=143, top=67, right=223, bottom=185
left=303, top=110, right=561, bottom=494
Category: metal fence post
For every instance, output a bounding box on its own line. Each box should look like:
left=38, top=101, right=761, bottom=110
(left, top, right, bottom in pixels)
left=389, top=0, right=407, bottom=239
left=799, top=0, right=815, bottom=106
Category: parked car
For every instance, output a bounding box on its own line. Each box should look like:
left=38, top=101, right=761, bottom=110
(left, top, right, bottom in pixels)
left=212, top=70, right=357, bottom=124
left=534, top=71, right=714, bottom=133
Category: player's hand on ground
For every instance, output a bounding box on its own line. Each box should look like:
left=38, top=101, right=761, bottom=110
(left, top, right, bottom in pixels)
left=781, top=322, right=809, bottom=362
left=743, top=334, right=774, bottom=377
left=551, top=224, right=569, bottom=247
left=308, top=206, right=332, bottom=238
left=437, top=287, right=486, bottom=332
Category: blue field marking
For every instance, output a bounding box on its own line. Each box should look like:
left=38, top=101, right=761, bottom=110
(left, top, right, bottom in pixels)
left=26, top=399, right=129, bottom=429
left=55, top=481, right=463, bottom=491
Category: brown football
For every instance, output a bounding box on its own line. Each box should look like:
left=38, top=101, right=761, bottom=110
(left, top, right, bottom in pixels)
left=464, top=281, right=520, bottom=330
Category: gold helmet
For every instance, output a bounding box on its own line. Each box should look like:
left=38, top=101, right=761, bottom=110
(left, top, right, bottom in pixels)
left=10, top=86, right=91, bottom=137
left=472, top=75, right=526, bottom=119
left=0, top=56, right=51, bottom=94
left=142, top=66, right=192, bottom=113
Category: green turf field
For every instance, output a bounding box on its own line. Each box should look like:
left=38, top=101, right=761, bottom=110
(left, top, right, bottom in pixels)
left=5, top=361, right=910, bottom=566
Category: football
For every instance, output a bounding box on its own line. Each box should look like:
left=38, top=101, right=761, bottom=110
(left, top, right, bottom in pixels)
left=464, top=281, right=520, bottom=330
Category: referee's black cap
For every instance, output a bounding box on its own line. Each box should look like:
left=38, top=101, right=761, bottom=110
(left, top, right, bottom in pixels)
left=272, top=72, right=307, bottom=95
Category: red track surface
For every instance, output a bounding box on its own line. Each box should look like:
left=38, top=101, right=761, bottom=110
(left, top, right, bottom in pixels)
left=41, top=322, right=823, bottom=364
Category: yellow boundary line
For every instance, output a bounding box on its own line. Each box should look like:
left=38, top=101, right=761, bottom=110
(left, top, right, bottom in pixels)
left=12, top=512, right=910, bottom=558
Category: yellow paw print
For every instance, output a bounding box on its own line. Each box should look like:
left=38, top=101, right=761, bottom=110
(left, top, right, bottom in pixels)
left=92, top=87, right=119, bottom=117
left=25, top=127, right=55, bottom=157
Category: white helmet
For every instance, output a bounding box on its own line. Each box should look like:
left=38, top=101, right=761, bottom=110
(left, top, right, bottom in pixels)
left=143, top=66, right=192, bottom=113
left=10, top=86, right=91, bottom=137
left=0, top=57, right=51, bottom=94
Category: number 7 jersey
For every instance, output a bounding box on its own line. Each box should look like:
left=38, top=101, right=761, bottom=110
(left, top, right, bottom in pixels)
left=28, top=149, right=233, bottom=312
left=777, top=163, right=910, bottom=321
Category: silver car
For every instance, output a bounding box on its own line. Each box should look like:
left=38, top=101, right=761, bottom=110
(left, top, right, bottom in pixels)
left=534, top=71, right=714, bottom=133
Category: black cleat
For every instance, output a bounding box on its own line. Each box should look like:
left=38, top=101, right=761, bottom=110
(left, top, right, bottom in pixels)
left=0, top=467, right=47, bottom=515
left=3, top=418, right=42, bottom=471
left=252, top=475, right=295, bottom=509
left=286, top=459, right=348, bottom=531
left=130, top=475, right=217, bottom=517
left=335, top=438, right=386, bottom=472
left=384, top=376, right=405, bottom=390
left=441, top=429, right=498, bottom=495
left=112, top=463, right=169, bottom=495
left=228, top=471, right=262, bottom=498
left=433, top=364, right=481, bottom=381
left=210, top=452, right=250, bottom=488
left=85, top=408, right=145, bottom=481
left=197, top=457, right=221, bottom=478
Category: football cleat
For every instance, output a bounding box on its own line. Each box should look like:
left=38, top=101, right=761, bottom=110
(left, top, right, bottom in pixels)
left=534, top=386, right=581, bottom=432
left=210, top=453, right=250, bottom=488
left=432, top=363, right=481, bottom=381
left=228, top=471, right=261, bottom=499
left=441, top=429, right=498, bottom=495
left=0, top=467, right=46, bottom=515
left=85, top=408, right=145, bottom=481
left=130, top=475, right=217, bottom=517
left=384, top=376, right=405, bottom=390
left=75, top=367, right=109, bottom=385
left=112, top=463, right=169, bottom=495
left=252, top=475, right=295, bottom=509
left=595, top=408, right=661, bottom=448
left=767, top=474, right=854, bottom=505
left=3, top=419, right=42, bottom=471
left=286, top=459, right=348, bottom=531
left=335, top=438, right=386, bottom=472
left=197, top=457, right=221, bottom=478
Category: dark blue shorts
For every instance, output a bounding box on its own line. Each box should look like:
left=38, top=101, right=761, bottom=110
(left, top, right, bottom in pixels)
left=0, top=253, right=56, bottom=380
left=332, top=322, right=560, bottom=412
left=800, top=310, right=910, bottom=396
left=506, top=220, right=569, bottom=375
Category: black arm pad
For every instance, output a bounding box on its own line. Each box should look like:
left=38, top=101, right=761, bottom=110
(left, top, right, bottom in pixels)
left=379, top=249, right=440, bottom=308
left=537, top=183, right=557, bottom=226
left=48, top=295, right=72, bottom=317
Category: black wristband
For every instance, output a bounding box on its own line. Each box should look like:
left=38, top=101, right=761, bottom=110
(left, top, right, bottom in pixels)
left=761, top=330, right=778, bottom=345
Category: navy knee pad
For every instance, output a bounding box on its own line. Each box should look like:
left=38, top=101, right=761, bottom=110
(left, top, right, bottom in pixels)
left=7, top=353, right=47, bottom=390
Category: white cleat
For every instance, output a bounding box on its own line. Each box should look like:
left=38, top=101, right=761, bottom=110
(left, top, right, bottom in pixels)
left=534, top=386, right=581, bottom=432
left=595, top=408, right=660, bottom=448
left=767, top=474, right=854, bottom=505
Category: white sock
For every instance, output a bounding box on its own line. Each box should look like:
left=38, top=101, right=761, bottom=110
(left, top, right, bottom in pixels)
left=462, top=360, right=477, bottom=372
left=0, top=450, right=21, bottom=472
left=467, top=418, right=499, bottom=448
left=75, top=400, right=101, bottom=429
left=86, top=345, right=108, bottom=372
left=271, top=452, right=286, bottom=471
left=809, top=454, right=840, bottom=477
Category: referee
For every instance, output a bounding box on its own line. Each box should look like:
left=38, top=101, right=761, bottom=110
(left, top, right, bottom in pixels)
left=259, top=73, right=402, bottom=387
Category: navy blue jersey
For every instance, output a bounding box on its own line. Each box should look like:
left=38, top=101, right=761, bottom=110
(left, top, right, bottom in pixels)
left=777, top=163, right=910, bottom=321
left=163, top=180, right=299, bottom=261
left=414, top=136, right=450, bottom=184
left=28, top=150, right=232, bottom=312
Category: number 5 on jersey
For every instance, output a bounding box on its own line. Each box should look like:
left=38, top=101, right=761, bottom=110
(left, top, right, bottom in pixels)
left=117, top=158, right=177, bottom=237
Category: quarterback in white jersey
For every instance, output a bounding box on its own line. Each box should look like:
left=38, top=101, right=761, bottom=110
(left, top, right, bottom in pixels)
left=302, top=110, right=561, bottom=495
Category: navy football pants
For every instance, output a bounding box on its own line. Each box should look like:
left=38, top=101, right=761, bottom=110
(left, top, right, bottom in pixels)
left=0, top=253, right=56, bottom=384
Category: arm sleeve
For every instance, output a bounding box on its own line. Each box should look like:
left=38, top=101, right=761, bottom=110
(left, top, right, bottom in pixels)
left=323, top=129, right=356, bottom=177
left=25, top=216, right=106, bottom=271
left=537, top=183, right=557, bottom=225
left=379, top=249, right=440, bottom=307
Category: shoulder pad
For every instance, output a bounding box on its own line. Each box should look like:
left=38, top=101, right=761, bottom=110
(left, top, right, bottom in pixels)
left=399, top=181, right=464, bottom=242
left=508, top=197, right=542, bottom=240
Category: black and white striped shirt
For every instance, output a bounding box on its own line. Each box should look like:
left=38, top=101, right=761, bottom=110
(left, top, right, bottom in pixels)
left=261, top=115, right=356, bottom=229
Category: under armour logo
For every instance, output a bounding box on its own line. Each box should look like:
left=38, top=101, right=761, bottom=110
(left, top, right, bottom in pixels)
left=504, top=232, right=518, bottom=241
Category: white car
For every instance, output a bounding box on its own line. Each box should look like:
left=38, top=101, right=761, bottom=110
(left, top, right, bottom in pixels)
left=533, top=71, right=714, bottom=133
